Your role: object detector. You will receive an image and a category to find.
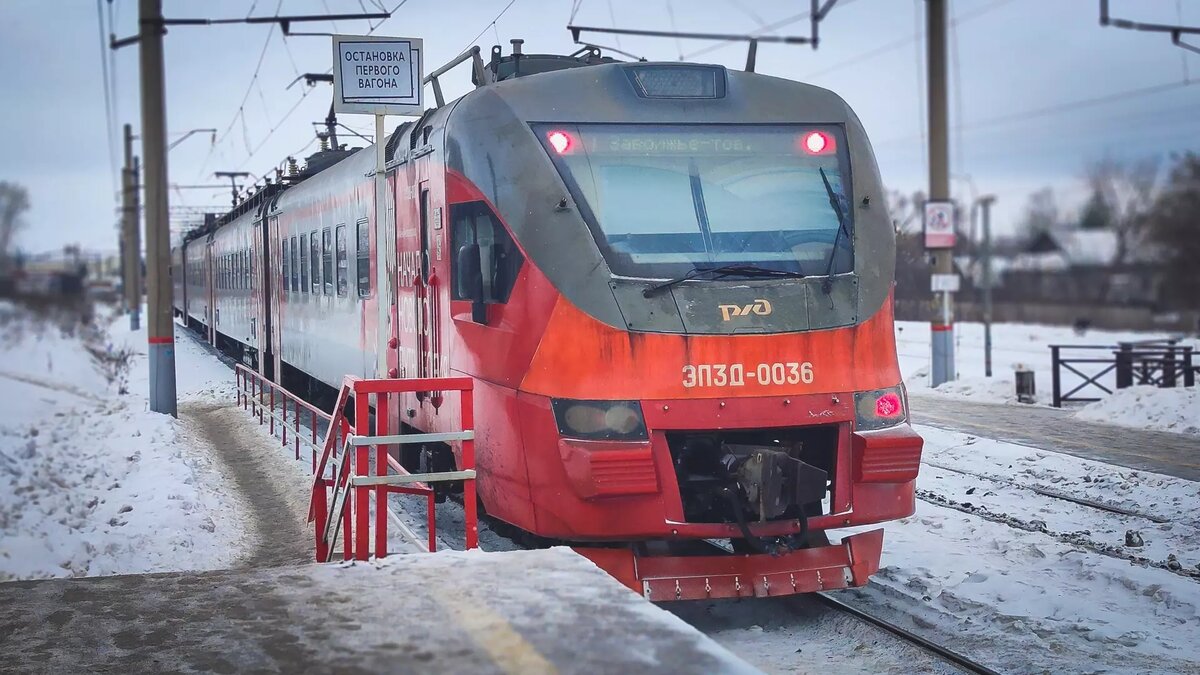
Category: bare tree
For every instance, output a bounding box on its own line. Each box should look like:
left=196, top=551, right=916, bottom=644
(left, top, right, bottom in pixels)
left=0, top=181, right=30, bottom=258
left=1084, top=156, right=1160, bottom=264
left=1145, top=153, right=1200, bottom=309
left=1018, top=187, right=1058, bottom=242
left=886, top=190, right=932, bottom=303
left=886, top=189, right=927, bottom=234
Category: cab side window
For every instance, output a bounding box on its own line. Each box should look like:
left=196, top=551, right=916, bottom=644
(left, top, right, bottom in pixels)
left=450, top=201, right=523, bottom=303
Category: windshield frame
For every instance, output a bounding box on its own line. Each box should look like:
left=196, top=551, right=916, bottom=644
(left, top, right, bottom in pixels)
left=534, top=122, right=855, bottom=281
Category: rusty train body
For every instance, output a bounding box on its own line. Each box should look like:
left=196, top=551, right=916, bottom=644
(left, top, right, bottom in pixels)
left=172, top=47, right=923, bottom=601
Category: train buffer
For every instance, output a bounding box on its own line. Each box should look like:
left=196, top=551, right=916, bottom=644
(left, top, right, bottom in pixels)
left=0, top=548, right=756, bottom=673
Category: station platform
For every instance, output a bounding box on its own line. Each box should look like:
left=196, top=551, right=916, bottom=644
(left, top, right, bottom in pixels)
left=0, top=548, right=755, bottom=673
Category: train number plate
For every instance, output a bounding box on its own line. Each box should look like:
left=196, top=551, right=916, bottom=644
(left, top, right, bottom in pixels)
left=682, top=362, right=814, bottom=388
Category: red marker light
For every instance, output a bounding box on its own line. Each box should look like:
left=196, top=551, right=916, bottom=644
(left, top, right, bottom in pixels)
left=547, top=130, right=573, bottom=154
left=800, top=131, right=834, bottom=155
left=875, top=392, right=902, bottom=418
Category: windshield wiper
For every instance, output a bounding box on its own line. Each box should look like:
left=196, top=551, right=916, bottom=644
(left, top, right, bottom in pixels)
left=818, top=167, right=851, bottom=294
left=642, top=263, right=806, bottom=298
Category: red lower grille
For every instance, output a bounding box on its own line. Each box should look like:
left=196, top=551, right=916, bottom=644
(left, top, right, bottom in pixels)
left=559, top=440, right=659, bottom=497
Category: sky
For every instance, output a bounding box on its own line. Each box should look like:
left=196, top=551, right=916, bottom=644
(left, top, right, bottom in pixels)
left=1, top=0, right=1197, bottom=254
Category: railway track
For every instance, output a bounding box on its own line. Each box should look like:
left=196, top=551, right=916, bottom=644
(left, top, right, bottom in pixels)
left=812, top=593, right=1001, bottom=675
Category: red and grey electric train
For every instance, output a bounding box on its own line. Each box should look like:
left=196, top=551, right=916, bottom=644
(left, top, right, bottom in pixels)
left=173, top=45, right=923, bottom=601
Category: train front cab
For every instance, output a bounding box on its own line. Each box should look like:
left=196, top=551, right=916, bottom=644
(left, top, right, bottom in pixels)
left=428, top=60, right=924, bottom=600
left=506, top=295, right=924, bottom=601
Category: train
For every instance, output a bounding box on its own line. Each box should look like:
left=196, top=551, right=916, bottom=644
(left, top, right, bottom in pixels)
left=172, top=43, right=923, bottom=601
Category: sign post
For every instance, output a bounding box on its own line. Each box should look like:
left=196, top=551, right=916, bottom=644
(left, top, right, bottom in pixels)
left=923, top=198, right=956, bottom=387
left=332, top=35, right=423, bottom=379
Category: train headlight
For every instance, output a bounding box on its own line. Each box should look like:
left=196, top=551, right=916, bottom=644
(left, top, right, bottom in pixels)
left=552, top=399, right=648, bottom=441
left=854, top=385, right=908, bottom=431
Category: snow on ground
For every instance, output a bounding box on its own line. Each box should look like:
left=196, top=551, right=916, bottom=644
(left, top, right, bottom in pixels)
left=897, top=320, right=1199, bottom=434
left=1075, top=385, right=1200, bottom=436
left=0, top=302, right=251, bottom=581
left=834, top=424, right=1200, bottom=674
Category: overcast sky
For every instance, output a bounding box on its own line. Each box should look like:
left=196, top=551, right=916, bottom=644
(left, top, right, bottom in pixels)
left=1, top=0, right=1197, bottom=254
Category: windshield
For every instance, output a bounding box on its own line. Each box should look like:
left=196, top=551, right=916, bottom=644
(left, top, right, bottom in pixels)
left=536, top=124, right=853, bottom=279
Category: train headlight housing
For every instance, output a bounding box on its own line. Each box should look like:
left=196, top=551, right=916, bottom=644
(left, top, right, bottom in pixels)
left=854, top=385, right=908, bottom=431
left=551, top=399, right=648, bottom=441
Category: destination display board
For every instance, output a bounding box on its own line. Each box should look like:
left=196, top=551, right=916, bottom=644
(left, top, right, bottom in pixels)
left=332, top=34, right=423, bottom=116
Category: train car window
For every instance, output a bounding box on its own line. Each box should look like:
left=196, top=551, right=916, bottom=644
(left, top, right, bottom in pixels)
left=310, top=232, right=321, bottom=294
left=322, top=227, right=334, bottom=295
left=335, top=225, right=348, bottom=297
left=291, top=237, right=300, bottom=292
left=299, top=235, right=309, bottom=292
left=450, top=201, right=523, bottom=304
left=356, top=218, right=371, bottom=297
left=282, top=241, right=291, bottom=293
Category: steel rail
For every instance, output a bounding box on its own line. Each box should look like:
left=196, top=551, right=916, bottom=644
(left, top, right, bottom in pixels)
left=814, top=593, right=1002, bottom=675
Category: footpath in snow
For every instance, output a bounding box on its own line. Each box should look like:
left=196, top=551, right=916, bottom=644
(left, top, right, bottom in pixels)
left=0, top=300, right=305, bottom=581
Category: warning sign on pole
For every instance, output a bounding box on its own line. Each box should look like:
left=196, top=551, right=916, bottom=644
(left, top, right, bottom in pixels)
left=923, top=200, right=956, bottom=249
left=332, top=35, right=424, bottom=116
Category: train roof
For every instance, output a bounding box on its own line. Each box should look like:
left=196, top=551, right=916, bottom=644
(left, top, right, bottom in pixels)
left=471, top=60, right=856, bottom=126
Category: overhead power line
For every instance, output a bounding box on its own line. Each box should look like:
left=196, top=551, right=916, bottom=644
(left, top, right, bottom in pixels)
left=800, top=0, right=1018, bottom=81
left=874, top=78, right=1200, bottom=147
left=96, top=0, right=118, bottom=201
left=460, top=0, right=519, bottom=54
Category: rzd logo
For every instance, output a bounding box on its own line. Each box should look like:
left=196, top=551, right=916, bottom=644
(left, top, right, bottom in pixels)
left=719, top=299, right=772, bottom=322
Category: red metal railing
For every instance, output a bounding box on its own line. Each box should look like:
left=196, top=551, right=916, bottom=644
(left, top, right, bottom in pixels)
left=235, top=366, right=477, bottom=562
left=235, top=365, right=333, bottom=473
left=308, top=375, right=478, bottom=562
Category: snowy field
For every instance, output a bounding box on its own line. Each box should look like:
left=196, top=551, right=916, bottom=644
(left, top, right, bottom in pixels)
left=0, top=301, right=253, bottom=580
left=897, top=320, right=1199, bottom=435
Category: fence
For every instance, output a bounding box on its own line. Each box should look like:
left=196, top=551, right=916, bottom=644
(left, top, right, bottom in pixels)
left=1050, top=340, right=1196, bottom=407
left=235, top=367, right=478, bottom=561
left=236, top=364, right=331, bottom=473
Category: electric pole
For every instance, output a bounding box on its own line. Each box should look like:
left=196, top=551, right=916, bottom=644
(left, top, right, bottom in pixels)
left=138, top=0, right=176, bottom=416
left=122, top=123, right=141, bottom=331
left=927, top=0, right=955, bottom=387
left=979, top=195, right=996, bottom=378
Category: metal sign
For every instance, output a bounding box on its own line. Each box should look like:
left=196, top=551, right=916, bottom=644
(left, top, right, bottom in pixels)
left=930, top=273, right=960, bottom=292
left=923, top=200, right=956, bottom=249
left=332, top=34, right=423, bottom=115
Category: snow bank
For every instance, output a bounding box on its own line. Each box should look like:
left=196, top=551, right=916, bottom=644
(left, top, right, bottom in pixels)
left=0, top=303, right=249, bottom=581
left=1075, top=385, right=1199, bottom=436
left=897, top=320, right=1199, bottom=434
